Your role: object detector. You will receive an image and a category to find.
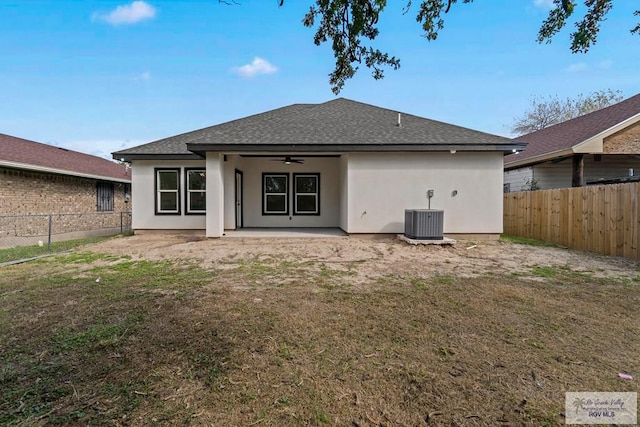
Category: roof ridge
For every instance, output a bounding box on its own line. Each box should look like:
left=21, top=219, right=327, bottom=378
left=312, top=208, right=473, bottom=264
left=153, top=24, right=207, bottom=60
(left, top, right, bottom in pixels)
left=521, top=92, right=640, bottom=138
left=128, top=103, right=320, bottom=150
left=0, top=132, right=73, bottom=154
left=116, top=98, right=522, bottom=160
left=0, top=132, right=117, bottom=163
left=322, top=98, right=515, bottom=141
left=505, top=92, right=640, bottom=166
left=0, top=133, right=130, bottom=181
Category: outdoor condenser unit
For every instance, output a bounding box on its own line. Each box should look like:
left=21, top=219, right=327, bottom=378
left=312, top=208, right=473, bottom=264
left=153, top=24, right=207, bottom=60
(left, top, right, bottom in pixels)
left=404, top=209, right=444, bottom=240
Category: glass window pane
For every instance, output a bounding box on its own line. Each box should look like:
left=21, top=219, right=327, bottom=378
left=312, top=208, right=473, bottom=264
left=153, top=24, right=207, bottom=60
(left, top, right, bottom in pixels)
left=160, top=193, right=177, bottom=211
left=188, top=171, right=206, bottom=190
left=159, top=171, right=178, bottom=190
left=265, top=176, right=287, bottom=193
left=266, top=194, right=286, bottom=212
left=189, top=192, right=206, bottom=211
left=296, top=176, right=317, bottom=193
left=297, top=195, right=317, bottom=212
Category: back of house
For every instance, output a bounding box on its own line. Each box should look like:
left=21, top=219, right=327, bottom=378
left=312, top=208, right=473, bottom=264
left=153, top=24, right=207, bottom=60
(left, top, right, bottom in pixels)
left=115, top=98, right=524, bottom=239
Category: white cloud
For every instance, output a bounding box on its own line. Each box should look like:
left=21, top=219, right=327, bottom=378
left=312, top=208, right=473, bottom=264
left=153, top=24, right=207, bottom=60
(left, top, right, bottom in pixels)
left=93, top=1, right=156, bottom=25
left=533, top=0, right=555, bottom=10
left=134, top=71, right=151, bottom=81
left=232, top=57, right=278, bottom=78
left=597, top=60, right=613, bottom=70
left=565, top=62, right=588, bottom=73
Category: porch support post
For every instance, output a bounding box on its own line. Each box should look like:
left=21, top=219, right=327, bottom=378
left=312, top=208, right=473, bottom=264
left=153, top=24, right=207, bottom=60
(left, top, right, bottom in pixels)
left=572, top=154, right=584, bottom=187
left=206, top=152, right=224, bottom=237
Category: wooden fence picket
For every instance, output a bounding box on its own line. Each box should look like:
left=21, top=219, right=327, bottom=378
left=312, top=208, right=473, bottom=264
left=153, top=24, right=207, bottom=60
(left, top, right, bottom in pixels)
left=503, top=182, right=640, bottom=259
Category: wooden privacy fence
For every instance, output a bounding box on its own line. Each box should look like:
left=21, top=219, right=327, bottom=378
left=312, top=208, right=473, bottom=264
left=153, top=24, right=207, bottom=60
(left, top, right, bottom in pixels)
left=503, top=182, right=640, bottom=259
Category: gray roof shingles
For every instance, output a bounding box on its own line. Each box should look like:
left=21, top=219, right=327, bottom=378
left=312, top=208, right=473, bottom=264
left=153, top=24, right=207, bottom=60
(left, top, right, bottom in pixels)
left=1, top=133, right=131, bottom=182
left=505, top=93, right=640, bottom=166
left=114, top=98, right=522, bottom=158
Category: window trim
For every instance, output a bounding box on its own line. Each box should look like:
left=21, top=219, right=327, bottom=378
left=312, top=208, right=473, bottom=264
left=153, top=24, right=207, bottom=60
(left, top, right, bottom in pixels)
left=185, top=168, right=206, bottom=215
left=293, top=173, right=320, bottom=216
left=262, top=173, right=289, bottom=216
left=96, top=181, right=115, bottom=212
left=155, top=168, right=181, bottom=215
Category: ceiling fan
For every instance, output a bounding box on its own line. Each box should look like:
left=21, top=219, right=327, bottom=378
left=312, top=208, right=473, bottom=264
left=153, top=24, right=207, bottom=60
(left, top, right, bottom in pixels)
left=270, top=156, right=304, bottom=165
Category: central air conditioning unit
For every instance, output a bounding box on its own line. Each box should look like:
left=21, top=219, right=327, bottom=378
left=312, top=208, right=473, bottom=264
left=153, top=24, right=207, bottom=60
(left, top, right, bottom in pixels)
left=404, top=209, right=444, bottom=240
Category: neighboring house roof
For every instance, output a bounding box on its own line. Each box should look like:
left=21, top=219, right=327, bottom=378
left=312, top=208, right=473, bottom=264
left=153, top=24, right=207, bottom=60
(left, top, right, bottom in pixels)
left=114, top=98, right=525, bottom=160
left=0, top=133, right=131, bottom=183
left=504, top=93, right=640, bottom=169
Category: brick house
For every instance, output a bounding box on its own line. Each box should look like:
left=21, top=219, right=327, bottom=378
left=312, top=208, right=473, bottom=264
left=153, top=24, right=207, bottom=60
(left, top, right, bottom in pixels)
left=504, top=93, right=640, bottom=191
left=0, top=133, right=131, bottom=245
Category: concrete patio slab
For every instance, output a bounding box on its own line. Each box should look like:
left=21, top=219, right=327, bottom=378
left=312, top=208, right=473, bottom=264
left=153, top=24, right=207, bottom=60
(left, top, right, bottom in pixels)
left=223, top=228, right=348, bottom=238
left=397, top=234, right=456, bottom=245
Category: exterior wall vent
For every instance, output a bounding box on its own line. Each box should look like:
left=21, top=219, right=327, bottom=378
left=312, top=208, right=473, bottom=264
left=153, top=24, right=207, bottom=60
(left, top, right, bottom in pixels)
left=404, top=209, right=444, bottom=240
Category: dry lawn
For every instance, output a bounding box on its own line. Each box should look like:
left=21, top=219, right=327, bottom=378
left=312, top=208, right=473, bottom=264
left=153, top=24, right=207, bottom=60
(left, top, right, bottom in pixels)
left=1, top=234, right=639, bottom=426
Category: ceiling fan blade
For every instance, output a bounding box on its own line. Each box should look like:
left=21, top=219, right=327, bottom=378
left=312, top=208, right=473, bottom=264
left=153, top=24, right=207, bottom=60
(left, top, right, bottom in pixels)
left=283, top=156, right=304, bottom=164
left=267, top=156, right=305, bottom=164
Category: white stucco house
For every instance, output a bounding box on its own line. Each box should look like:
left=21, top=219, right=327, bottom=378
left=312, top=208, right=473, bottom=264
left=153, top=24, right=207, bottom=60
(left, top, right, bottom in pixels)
left=113, top=98, right=525, bottom=238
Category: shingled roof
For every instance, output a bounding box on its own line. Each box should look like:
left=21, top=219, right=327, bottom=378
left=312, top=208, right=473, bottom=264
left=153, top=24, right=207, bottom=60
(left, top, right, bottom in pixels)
left=504, top=93, right=640, bottom=168
left=0, top=133, right=131, bottom=182
left=114, top=98, right=524, bottom=160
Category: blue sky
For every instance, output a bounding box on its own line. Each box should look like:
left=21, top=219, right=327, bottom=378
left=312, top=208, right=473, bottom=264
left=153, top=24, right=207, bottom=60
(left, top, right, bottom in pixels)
left=1, top=0, right=639, bottom=159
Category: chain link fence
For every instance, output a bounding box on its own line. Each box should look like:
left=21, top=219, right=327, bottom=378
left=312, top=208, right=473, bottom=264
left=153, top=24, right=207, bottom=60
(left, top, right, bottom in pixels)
left=0, top=211, right=132, bottom=250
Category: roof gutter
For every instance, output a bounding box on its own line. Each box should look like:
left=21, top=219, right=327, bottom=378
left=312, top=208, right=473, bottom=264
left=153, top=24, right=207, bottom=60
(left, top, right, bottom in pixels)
left=504, top=148, right=574, bottom=170
left=186, top=143, right=526, bottom=155
left=112, top=153, right=204, bottom=162
left=0, top=160, right=131, bottom=183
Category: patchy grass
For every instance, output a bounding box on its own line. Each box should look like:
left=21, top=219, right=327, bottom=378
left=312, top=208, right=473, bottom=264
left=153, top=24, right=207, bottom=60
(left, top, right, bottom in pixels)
left=0, top=246, right=638, bottom=426
left=501, top=234, right=560, bottom=247
left=520, top=264, right=628, bottom=287
left=0, top=236, right=114, bottom=264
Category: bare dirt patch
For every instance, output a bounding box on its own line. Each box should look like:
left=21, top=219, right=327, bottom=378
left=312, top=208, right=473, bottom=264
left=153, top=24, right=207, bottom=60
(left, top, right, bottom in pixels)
left=88, top=233, right=640, bottom=284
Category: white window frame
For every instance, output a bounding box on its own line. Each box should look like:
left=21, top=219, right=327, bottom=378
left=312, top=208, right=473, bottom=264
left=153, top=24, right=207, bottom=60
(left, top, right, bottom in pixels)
left=185, top=169, right=206, bottom=215
left=263, top=173, right=289, bottom=215
left=155, top=168, right=181, bottom=215
left=293, top=173, right=320, bottom=215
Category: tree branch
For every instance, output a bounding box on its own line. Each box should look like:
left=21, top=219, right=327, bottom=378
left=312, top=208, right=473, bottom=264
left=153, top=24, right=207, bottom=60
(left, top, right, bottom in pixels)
left=224, top=1, right=637, bottom=93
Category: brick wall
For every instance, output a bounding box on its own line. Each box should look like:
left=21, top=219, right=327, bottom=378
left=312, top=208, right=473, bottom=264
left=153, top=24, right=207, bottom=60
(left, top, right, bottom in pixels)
left=0, top=167, right=132, bottom=244
left=604, top=121, right=640, bottom=153
left=0, top=167, right=130, bottom=215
